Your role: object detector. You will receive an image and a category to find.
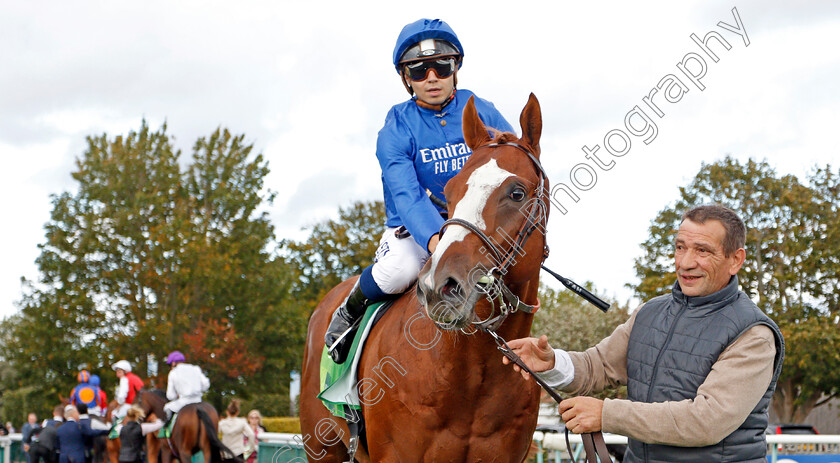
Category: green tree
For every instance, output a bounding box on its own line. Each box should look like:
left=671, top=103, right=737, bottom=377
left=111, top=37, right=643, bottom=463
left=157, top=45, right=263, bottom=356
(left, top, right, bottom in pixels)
left=0, top=122, right=302, bottom=412
left=631, top=156, right=840, bottom=423
left=534, top=283, right=630, bottom=399
left=283, top=200, right=385, bottom=314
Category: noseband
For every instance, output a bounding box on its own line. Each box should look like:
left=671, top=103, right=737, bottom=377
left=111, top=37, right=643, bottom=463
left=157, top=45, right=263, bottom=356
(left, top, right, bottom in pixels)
left=438, top=142, right=549, bottom=332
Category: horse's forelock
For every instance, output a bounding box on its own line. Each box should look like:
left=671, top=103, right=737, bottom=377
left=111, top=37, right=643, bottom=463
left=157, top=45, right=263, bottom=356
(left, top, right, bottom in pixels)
left=491, top=131, right=516, bottom=144
left=490, top=132, right=536, bottom=155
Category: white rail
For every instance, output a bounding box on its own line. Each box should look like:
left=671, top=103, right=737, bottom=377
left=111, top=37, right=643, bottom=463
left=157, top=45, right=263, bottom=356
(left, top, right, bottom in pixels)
left=0, top=435, right=15, bottom=463
left=5, top=430, right=840, bottom=463
left=532, top=433, right=840, bottom=463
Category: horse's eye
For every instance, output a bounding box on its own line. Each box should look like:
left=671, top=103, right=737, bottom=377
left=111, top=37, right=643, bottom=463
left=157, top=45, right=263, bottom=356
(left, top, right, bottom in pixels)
left=509, top=187, right=527, bottom=202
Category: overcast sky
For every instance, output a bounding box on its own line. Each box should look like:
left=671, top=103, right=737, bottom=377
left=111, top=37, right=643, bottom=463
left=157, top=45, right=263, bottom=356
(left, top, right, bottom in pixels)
left=2, top=1, right=838, bottom=321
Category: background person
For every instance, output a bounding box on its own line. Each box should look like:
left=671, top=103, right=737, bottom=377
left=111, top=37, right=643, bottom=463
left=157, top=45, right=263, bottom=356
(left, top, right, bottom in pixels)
left=89, top=375, right=108, bottom=416
left=29, top=405, right=64, bottom=463
left=22, top=413, right=40, bottom=463
left=505, top=205, right=785, bottom=462
left=218, top=399, right=255, bottom=462
left=111, top=360, right=144, bottom=421
left=162, top=350, right=210, bottom=425
left=244, top=410, right=265, bottom=463
left=324, top=17, right=514, bottom=364
left=55, top=405, right=107, bottom=463
left=70, top=371, right=103, bottom=417
left=117, top=406, right=163, bottom=463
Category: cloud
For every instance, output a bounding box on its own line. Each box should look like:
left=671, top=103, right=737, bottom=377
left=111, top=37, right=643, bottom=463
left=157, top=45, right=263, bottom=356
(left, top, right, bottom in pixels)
left=2, top=1, right=840, bottom=318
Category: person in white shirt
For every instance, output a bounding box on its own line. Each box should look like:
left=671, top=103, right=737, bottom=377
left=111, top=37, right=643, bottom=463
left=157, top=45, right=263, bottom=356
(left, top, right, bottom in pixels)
left=162, top=351, right=210, bottom=425
left=111, top=360, right=144, bottom=421
left=217, top=399, right=256, bottom=460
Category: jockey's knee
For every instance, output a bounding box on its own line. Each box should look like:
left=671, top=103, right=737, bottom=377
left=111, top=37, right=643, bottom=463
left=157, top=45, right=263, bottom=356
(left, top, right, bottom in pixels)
left=372, top=261, right=423, bottom=295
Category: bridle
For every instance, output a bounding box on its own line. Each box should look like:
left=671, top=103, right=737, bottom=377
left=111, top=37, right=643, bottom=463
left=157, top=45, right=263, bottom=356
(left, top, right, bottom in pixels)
left=436, top=142, right=545, bottom=333
left=438, top=142, right=548, bottom=332
left=435, top=141, right=614, bottom=463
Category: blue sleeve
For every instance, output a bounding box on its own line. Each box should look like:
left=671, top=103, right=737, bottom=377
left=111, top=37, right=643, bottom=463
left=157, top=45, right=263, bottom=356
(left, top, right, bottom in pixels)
left=376, top=111, right=445, bottom=250
left=474, top=96, right=515, bottom=135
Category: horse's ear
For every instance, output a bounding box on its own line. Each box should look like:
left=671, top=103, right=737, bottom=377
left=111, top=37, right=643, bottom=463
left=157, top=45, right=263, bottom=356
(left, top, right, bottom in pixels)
left=462, top=95, right=492, bottom=150
left=519, top=93, right=542, bottom=157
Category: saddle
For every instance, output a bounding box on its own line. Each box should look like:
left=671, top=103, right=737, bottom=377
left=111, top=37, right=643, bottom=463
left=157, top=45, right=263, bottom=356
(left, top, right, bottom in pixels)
left=318, top=300, right=393, bottom=460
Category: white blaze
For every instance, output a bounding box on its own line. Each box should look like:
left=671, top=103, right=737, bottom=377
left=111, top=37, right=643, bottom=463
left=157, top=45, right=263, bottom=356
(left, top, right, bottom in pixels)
left=424, top=159, right=513, bottom=287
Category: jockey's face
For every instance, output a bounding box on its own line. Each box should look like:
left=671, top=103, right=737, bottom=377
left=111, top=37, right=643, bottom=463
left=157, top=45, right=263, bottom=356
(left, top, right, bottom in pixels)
left=405, top=62, right=455, bottom=106
left=115, top=369, right=125, bottom=378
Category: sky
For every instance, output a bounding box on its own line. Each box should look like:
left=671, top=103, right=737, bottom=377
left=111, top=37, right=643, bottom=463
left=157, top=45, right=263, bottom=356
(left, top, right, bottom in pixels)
left=2, top=0, right=839, bottom=321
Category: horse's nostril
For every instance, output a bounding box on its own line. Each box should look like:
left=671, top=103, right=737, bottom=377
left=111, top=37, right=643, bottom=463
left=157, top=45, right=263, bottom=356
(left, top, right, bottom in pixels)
left=441, top=277, right=462, bottom=299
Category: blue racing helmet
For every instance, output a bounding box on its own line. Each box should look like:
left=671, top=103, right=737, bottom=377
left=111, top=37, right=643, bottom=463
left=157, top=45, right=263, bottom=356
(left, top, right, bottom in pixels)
left=392, top=19, right=463, bottom=73
left=89, top=374, right=101, bottom=386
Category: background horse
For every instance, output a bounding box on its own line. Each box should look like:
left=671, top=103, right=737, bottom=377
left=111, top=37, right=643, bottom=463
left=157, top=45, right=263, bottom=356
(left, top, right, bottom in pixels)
left=300, top=94, right=547, bottom=462
left=104, top=400, right=121, bottom=463
left=135, top=389, right=166, bottom=463
left=158, top=402, right=234, bottom=463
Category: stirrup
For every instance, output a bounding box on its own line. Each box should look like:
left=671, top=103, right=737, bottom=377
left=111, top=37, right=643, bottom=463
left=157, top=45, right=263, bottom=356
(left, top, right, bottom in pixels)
left=326, top=317, right=362, bottom=354
left=344, top=436, right=358, bottom=463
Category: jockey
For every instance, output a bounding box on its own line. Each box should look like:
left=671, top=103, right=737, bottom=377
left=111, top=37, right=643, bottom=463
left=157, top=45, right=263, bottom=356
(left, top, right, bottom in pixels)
left=70, top=370, right=103, bottom=416
left=89, top=374, right=109, bottom=414
left=112, top=360, right=144, bottom=420
left=162, top=351, right=210, bottom=425
left=324, top=18, right=513, bottom=363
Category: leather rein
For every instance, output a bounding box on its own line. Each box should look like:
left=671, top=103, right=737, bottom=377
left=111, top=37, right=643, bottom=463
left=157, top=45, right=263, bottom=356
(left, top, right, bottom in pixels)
left=437, top=142, right=613, bottom=463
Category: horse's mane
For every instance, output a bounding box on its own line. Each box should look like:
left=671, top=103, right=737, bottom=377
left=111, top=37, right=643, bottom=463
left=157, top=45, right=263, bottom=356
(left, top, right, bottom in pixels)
left=149, top=388, right=166, bottom=399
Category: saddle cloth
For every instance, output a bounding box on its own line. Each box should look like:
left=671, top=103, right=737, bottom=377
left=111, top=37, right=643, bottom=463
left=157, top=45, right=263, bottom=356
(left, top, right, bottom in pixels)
left=158, top=413, right=176, bottom=439
left=317, top=301, right=389, bottom=419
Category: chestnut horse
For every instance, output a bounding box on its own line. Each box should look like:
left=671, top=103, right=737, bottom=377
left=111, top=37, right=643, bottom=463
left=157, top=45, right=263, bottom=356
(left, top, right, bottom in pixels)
left=300, top=94, right=548, bottom=462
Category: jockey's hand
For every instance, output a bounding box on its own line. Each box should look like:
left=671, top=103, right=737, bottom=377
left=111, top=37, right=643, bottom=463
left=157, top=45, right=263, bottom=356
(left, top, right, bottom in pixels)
left=501, top=335, right=555, bottom=380
left=560, top=396, right=603, bottom=434
left=428, top=233, right=440, bottom=253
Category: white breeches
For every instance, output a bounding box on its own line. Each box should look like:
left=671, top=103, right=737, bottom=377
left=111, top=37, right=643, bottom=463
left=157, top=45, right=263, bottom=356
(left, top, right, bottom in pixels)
left=370, top=227, right=430, bottom=294
left=164, top=396, right=202, bottom=415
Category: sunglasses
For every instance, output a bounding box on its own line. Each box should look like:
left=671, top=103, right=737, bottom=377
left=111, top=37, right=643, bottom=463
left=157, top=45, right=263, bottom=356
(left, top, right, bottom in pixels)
left=404, top=58, right=457, bottom=82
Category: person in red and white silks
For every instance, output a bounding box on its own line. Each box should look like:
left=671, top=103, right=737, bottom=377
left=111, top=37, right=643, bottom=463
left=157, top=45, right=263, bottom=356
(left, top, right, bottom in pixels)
left=112, top=360, right=144, bottom=420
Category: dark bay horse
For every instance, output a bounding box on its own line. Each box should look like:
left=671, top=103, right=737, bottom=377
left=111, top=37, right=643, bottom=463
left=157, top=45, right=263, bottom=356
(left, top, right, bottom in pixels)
left=157, top=401, right=232, bottom=463
left=300, top=94, right=548, bottom=462
left=135, top=390, right=166, bottom=463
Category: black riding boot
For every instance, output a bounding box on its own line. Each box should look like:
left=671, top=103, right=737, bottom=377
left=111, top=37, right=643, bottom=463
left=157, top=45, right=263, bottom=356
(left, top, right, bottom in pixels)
left=325, top=280, right=371, bottom=364
left=163, top=409, right=173, bottom=432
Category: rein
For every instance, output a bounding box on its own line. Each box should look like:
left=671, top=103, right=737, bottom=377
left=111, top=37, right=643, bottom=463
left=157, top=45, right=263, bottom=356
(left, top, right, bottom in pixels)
left=437, top=142, right=613, bottom=463
left=486, top=330, right=613, bottom=463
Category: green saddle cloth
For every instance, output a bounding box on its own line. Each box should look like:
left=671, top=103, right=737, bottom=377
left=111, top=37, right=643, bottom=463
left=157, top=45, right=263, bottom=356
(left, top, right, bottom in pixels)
left=317, top=301, right=387, bottom=419
left=108, top=416, right=122, bottom=439
left=158, top=414, right=176, bottom=439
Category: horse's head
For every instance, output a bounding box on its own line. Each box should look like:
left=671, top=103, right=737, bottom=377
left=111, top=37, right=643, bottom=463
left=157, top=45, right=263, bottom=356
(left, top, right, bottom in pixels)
left=135, top=389, right=166, bottom=422
left=417, top=93, right=549, bottom=331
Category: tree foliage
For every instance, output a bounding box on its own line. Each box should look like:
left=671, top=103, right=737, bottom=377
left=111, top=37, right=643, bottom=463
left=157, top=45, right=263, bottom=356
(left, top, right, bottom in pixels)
left=0, top=122, right=304, bottom=415
left=631, top=156, right=840, bottom=422
left=283, top=200, right=385, bottom=313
